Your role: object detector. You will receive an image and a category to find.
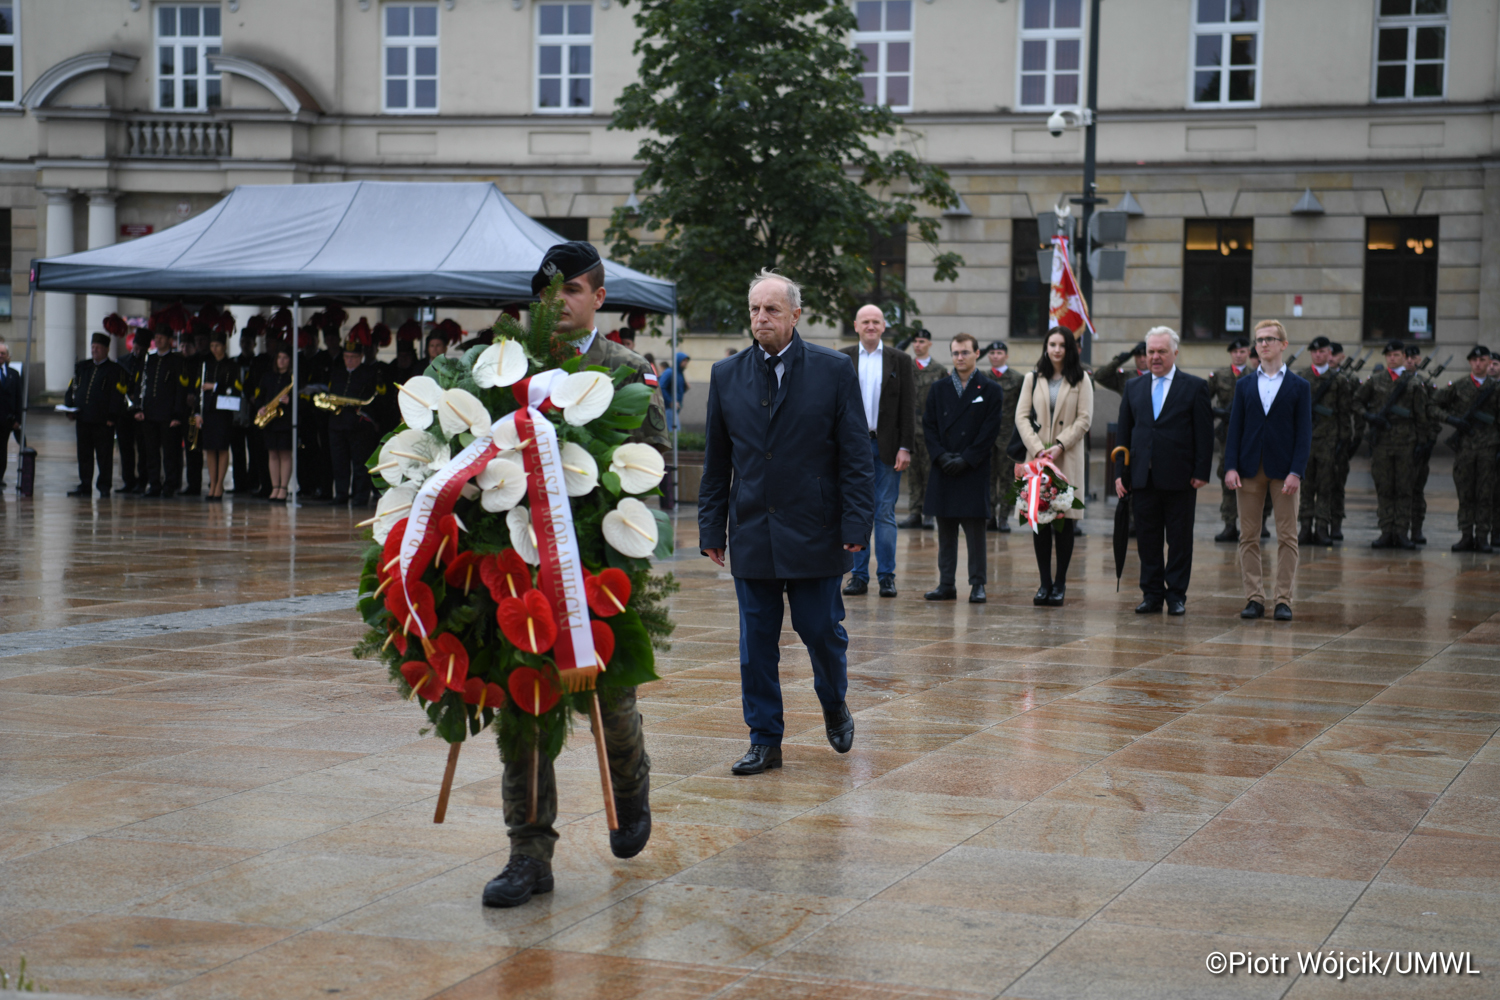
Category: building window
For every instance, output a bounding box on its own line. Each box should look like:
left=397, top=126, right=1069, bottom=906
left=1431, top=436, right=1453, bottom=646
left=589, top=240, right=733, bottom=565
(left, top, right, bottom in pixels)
left=853, top=1, right=912, bottom=112
left=0, top=208, right=10, bottom=319
left=1190, top=0, right=1260, bottom=106
left=1010, top=218, right=1048, bottom=339
left=1364, top=217, right=1437, bottom=342
left=534, top=217, right=590, bottom=242
left=384, top=4, right=439, bottom=113
left=1182, top=219, right=1253, bottom=340
left=536, top=3, right=592, bottom=112
left=1374, top=0, right=1446, bottom=101
left=0, top=4, right=16, bottom=106
left=156, top=5, right=222, bottom=111
left=1016, top=0, right=1082, bottom=110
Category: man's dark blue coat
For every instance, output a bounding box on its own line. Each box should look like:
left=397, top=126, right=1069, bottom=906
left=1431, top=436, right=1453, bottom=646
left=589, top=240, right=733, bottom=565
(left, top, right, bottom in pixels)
left=698, top=333, right=875, bottom=579
left=1223, top=369, right=1313, bottom=481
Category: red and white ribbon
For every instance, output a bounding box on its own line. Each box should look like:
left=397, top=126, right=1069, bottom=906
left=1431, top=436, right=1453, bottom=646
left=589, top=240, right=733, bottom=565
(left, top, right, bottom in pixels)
left=1019, top=456, right=1067, bottom=535
left=399, top=436, right=498, bottom=637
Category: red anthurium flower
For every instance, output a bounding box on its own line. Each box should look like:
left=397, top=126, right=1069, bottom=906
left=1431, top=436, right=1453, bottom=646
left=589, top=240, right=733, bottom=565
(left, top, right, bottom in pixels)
left=386, top=624, right=408, bottom=656
left=591, top=619, right=616, bottom=669
left=434, top=513, right=463, bottom=568
left=584, top=568, right=632, bottom=617
left=378, top=517, right=408, bottom=581
left=431, top=633, right=470, bottom=691
left=508, top=666, right=560, bottom=715
left=462, top=677, right=507, bottom=714
left=400, top=660, right=444, bottom=701
left=386, top=578, right=437, bottom=637
left=497, top=589, right=558, bottom=654
left=444, top=551, right=482, bottom=596
left=481, top=549, right=533, bottom=603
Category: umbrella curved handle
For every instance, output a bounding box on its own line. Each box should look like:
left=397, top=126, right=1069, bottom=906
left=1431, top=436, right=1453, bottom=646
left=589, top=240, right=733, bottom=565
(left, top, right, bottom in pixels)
left=1110, top=446, right=1129, bottom=467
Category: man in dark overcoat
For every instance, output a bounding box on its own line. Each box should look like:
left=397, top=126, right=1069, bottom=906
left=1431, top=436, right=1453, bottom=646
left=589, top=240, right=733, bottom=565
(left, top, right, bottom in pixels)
left=923, top=333, right=1005, bottom=603
left=699, top=270, right=875, bottom=777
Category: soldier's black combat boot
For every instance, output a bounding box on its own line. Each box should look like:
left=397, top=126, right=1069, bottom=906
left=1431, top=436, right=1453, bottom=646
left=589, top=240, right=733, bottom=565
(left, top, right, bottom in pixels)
left=1310, top=522, right=1331, bottom=547
left=1410, top=517, right=1426, bottom=545
left=1214, top=523, right=1239, bottom=543
left=482, top=856, right=553, bottom=908
left=1297, top=523, right=1312, bottom=545
left=1397, top=532, right=1417, bottom=550
left=1452, top=530, right=1476, bottom=552
left=1480, top=532, right=1496, bottom=554
left=1329, top=518, right=1344, bottom=541
left=1371, top=532, right=1395, bottom=549
left=609, top=776, right=651, bottom=859
left=897, top=512, right=923, bottom=529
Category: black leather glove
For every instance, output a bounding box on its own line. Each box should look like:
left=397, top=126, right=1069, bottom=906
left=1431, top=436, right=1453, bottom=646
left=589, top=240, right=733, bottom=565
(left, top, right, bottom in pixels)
left=936, top=452, right=963, bottom=476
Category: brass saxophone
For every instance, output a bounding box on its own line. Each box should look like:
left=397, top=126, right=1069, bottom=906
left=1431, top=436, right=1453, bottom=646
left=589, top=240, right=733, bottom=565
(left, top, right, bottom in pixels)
left=314, top=391, right=377, bottom=415
left=255, top=383, right=294, bottom=428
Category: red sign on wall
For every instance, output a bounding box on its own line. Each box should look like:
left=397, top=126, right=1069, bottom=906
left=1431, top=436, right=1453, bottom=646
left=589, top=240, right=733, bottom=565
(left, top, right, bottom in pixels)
left=120, top=224, right=154, bottom=238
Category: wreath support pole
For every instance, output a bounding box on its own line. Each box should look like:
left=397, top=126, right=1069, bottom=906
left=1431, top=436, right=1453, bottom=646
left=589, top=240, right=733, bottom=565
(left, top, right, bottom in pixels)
left=588, top=691, right=619, bottom=831
left=433, top=740, right=461, bottom=824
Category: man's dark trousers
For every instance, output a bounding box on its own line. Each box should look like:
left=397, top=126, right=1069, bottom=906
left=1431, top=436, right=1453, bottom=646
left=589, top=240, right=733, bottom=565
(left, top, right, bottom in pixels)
left=734, top=576, right=849, bottom=748
left=1134, top=471, right=1197, bottom=602
left=936, top=517, right=987, bottom=587
left=76, top=421, right=114, bottom=494
left=329, top=426, right=377, bottom=502
left=139, top=420, right=183, bottom=493
left=115, top=418, right=138, bottom=489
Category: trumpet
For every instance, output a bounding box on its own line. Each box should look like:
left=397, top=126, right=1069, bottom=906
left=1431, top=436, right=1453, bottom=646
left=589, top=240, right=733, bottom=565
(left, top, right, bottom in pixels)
left=255, top=383, right=294, bottom=428
left=313, top=391, right=377, bottom=415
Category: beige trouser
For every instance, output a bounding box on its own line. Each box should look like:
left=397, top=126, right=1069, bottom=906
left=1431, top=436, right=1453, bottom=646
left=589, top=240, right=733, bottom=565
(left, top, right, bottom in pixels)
left=1236, top=465, right=1300, bottom=608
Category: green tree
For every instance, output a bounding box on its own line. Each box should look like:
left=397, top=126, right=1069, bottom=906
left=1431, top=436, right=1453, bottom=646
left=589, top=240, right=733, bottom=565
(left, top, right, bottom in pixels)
left=606, top=0, right=963, bottom=335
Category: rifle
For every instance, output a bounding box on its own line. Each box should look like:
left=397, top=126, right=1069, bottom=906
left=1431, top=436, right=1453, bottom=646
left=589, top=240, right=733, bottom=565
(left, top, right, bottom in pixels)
left=1350, top=348, right=1375, bottom=373
left=1444, top=378, right=1498, bottom=453
left=1362, top=369, right=1415, bottom=452
left=1309, top=351, right=1357, bottom=417
left=1426, top=353, right=1455, bottom=381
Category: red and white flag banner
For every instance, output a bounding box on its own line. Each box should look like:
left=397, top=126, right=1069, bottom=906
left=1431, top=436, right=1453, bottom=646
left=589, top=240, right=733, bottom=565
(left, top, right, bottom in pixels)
left=1049, top=234, right=1094, bottom=339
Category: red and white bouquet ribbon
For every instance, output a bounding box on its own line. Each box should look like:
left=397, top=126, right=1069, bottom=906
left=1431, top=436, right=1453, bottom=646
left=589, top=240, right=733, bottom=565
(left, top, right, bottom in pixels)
left=1018, top=455, right=1069, bottom=534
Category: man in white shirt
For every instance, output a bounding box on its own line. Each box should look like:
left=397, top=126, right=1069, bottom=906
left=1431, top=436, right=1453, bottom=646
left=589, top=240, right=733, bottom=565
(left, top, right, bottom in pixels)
left=839, top=305, right=916, bottom=597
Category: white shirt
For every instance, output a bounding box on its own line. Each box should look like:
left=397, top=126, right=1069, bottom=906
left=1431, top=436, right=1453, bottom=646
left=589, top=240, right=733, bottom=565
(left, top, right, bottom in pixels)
left=915, top=356, right=931, bottom=370
left=1312, top=363, right=1329, bottom=375
left=1257, top=363, right=1285, bottom=413
left=857, top=344, right=883, bottom=432
left=759, top=340, right=792, bottom=387
left=575, top=327, right=599, bottom=356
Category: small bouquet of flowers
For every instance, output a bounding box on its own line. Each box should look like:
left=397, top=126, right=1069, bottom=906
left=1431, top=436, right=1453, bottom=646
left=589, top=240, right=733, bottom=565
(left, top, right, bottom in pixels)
left=1004, top=454, right=1084, bottom=533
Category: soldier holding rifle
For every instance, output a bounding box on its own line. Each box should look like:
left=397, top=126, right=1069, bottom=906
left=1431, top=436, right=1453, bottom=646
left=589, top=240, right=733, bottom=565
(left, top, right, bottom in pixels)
left=1353, top=340, right=1431, bottom=549
left=1433, top=346, right=1499, bottom=552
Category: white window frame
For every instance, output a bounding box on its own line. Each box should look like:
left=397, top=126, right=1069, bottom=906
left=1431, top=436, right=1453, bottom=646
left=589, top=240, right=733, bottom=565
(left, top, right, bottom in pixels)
left=534, top=2, right=594, bottom=114
left=0, top=2, right=19, bottom=108
left=382, top=3, right=440, bottom=115
left=1371, top=1, right=1448, bottom=103
left=1187, top=0, right=1262, bottom=109
left=1015, top=0, right=1085, bottom=112
left=852, top=1, right=914, bottom=113
left=154, top=4, right=223, bottom=113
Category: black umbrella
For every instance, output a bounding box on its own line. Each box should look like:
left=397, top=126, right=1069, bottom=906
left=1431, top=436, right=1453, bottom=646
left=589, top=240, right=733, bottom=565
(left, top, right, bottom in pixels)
left=1110, top=446, right=1131, bottom=591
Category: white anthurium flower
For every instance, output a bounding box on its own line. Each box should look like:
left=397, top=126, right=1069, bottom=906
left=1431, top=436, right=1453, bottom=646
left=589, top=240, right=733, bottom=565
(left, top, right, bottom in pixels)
left=377, top=428, right=428, bottom=486
left=507, top=505, right=540, bottom=564
left=460, top=481, right=480, bottom=501
left=382, top=431, right=448, bottom=487
left=561, top=441, right=599, bottom=496
left=550, top=370, right=615, bottom=426
left=438, top=387, right=491, bottom=438
left=473, top=339, right=529, bottom=388
left=477, top=457, right=528, bottom=512
left=396, top=375, right=443, bottom=430
left=603, top=496, right=659, bottom=558
left=609, top=443, right=666, bottom=494
left=371, top=483, right=419, bottom=545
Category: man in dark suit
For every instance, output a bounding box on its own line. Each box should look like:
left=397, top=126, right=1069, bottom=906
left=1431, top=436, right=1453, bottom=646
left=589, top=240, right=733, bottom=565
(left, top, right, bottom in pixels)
left=699, top=270, right=875, bottom=777
left=1115, top=326, right=1214, bottom=615
left=1224, top=319, right=1313, bottom=621
left=923, top=333, right=1005, bottom=603
left=0, top=339, right=21, bottom=489
left=839, top=305, right=916, bottom=598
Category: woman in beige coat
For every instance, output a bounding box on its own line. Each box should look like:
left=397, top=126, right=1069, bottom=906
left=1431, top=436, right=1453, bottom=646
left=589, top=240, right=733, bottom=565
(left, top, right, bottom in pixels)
left=1017, top=326, right=1094, bottom=607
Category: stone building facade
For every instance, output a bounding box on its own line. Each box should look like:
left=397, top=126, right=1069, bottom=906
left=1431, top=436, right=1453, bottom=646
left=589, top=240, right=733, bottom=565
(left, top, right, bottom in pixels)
left=1, top=0, right=1496, bottom=417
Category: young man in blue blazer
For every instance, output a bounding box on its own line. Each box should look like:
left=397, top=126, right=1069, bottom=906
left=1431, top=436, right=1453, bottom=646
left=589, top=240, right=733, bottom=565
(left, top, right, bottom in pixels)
left=1224, top=319, right=1313, bottom=621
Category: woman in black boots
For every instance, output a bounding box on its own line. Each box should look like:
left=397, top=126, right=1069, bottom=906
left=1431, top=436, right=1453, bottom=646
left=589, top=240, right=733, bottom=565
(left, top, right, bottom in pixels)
left=1017, top=327, right=1093, bottom=606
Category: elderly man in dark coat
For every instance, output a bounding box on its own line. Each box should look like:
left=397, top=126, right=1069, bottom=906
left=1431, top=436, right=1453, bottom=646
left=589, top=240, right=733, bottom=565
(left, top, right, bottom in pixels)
left=923, top=333, right=1005, bottom=603
left=699, top=269, right=875, bottom=777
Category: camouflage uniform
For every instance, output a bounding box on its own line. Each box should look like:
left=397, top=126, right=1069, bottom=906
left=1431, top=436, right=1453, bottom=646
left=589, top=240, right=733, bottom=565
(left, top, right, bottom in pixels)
left=985, top=365, right=1026, bottom=525
left=500, top=330, right=663, bottom=863
left=1408, top=371, right=1440, bottom=542
left=1354, top=368, right=1430, bottom=540
left=908, top=356, right=948, bottom=519
left=1432, top=375, right=1500, bottom=544
left=1297, top=363, right=1353, bottom=535
left=1207, top=364, right=1259, bottom=529
left=1332, top=364, right=1365, bottom=537
left=1092, top=350, right=1147, bottom=395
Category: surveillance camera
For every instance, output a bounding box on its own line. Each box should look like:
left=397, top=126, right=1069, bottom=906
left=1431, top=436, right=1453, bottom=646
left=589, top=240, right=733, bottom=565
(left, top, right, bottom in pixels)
left=1047, top=110, right=1067, bottom=137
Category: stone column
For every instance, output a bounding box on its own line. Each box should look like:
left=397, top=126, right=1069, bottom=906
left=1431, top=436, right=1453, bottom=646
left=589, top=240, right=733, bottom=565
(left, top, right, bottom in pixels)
left=86, top=191, right=120, bottom=359
left=41, top=189, right=76, bottom=393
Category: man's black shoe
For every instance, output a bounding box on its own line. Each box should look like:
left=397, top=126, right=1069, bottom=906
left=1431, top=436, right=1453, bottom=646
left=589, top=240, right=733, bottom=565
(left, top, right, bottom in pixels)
left=998, top=521, right=1012, bottom=533
left=1453, top=531, right=1476, bottom=552
left=609, top=778, right=651, bottom=859
left=968, top=584, right=986, bottom=604
left=731, top=744, right=782, bottom=775
left=1371, top=532, right=1395, bottom=549
left=1167, top=598, right=1187, bottom=616
left=142, top=486, right=162, bottom=498
left=924, top=585, right=957, bottom=601
left=1310, top=526, right=1331, bottom=547
left=842, top=577, right=868, bottom=596
left=1274, top=603, right=1293, bottom=621
left=1241, top=600, right=1264, bottom=619
left=67, top=486, right=89, bottom=497
left=823, top=702, right=854, bottom=753
left=1135, top=599, right=1163, bottom=614
left=1214, top=525, right=1239, bottom=543
left=878, top=577, right=897, bottom=598
left=481, top=856, right=553, bottom=908
left=161, top=489, right=176, bottom=499
left=896, top=512, right=923, bottom=529
left=181, top=488, right=201, bottom=497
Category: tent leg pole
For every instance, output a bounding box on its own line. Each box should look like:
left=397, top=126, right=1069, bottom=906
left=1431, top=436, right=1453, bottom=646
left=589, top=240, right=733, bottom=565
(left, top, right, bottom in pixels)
left=290, top=295, right=300, bottom=507
left=18, top=275, right=36, bottom=451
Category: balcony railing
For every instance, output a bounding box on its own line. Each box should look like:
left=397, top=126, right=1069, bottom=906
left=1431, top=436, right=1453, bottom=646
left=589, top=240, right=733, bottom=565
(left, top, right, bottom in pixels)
left=125, top=118, right=232, bottom=158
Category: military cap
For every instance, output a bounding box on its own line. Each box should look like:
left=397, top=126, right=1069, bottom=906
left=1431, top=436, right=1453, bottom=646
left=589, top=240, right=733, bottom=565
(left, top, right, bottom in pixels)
left=1329, top=341, right=1344, bottom=354
left=1308, top=336, right=1332, bottom=351
left=1383, top=339, right=1406, bottom=353
left=1131, top=340, right=1148, bottom=357
left=1467, top=345, right=1491, bottom=360
left=532, top=241, right=602, bottom=296
left=1404, top=343, right=1421, bottom=357
left=986, top=341, right=1008, bottom=353
left=1226, top=337, right=1250, bottom=351
left=209, top=329, right=228, bottom=345
left=91, top=332, right=111, bottom=347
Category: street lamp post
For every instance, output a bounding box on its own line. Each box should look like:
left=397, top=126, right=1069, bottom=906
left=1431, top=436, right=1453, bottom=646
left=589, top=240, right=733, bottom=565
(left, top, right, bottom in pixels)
left=1069, top=0, right=1104, bottom=366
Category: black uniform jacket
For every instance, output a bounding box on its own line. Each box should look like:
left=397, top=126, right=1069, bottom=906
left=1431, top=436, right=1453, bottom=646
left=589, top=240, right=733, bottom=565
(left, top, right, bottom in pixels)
left=326, top=361, right=383, bottom=431
left=134, top=352, right=190, bottom=423
left=66, top=358, right=129, bottom=424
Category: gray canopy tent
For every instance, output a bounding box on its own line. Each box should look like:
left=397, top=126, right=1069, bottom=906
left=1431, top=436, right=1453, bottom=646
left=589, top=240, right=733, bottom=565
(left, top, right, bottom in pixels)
left=27, top=181, right=679, bottom=501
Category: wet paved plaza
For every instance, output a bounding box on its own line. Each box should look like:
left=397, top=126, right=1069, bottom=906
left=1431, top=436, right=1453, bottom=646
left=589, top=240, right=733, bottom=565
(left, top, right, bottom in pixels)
left=0, top=414, right=1497, bottom=999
